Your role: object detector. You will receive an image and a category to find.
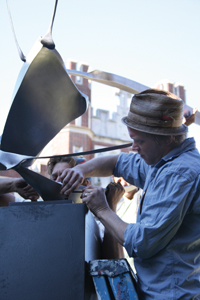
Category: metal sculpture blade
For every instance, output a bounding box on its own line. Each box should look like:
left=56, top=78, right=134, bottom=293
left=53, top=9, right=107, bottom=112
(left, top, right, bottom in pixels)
left=1, top=41, right=87, bottom=157
left=0, top=0, right=87, bottom=171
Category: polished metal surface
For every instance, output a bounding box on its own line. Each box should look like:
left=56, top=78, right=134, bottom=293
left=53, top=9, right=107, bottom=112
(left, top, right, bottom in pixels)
left=67, top=69, right=149, bottom=95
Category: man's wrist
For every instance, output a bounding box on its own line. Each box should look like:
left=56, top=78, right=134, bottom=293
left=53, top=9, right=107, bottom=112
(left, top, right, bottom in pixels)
left=10, top=178, right=18, bottom=193
left=108, top=203, right=117, bottom=213
left=96, top=206, right=113, bottom=223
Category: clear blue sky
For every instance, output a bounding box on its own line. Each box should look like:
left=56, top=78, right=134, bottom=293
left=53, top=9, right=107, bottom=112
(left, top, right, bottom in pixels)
left=0, top=0, right=200, bottom=146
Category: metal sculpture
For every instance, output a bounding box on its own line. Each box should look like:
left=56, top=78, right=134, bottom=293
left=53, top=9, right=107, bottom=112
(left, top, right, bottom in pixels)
left=0, top=0, right=90, bottom=199
left=1, top=0, right=87, bottom=169
left=1, top=0, right=198, bottom=201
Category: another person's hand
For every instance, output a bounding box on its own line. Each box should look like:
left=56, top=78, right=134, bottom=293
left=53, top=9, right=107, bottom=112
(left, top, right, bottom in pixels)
left=105, top=182, right=125, bottom=212
left=81, top=185, right=110, bottom=218
left=14, top=178, right=39, bottom=201
left=183, top=107, right=198, bottom=126
left=60, top=167, right=84, bottom=196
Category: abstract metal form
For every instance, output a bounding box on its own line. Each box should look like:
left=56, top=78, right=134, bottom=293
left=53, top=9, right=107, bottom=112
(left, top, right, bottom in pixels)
left=1, top=0, right=87, bottom=170
left=0, top=0, right=89, bottom=199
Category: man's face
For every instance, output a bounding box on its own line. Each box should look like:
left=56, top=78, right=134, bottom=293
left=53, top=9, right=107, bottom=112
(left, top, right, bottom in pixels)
left=50, top=162, right=71, bottom=182
left=51, top=162, right=89, bottom=187
left=128, top=127, right=166, bottom=165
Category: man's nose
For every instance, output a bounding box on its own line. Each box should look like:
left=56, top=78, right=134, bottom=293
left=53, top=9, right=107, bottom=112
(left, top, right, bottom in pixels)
left=131, top=141, right=139, bottom=152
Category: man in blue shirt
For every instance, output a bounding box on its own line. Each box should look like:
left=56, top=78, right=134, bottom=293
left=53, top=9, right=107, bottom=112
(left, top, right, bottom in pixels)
left=60, top=89, right=200, bottom=299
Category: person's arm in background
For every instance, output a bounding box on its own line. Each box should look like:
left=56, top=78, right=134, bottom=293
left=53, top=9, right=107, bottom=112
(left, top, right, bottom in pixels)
left=0, top=193, right=15, bottom=206
left=183, top=107, right=198, bottom=126
left=0, top=177, right=39, bottom=206
left=60, top=155, right=119, bottom=195
left=101, top=182, right=125, bottom=258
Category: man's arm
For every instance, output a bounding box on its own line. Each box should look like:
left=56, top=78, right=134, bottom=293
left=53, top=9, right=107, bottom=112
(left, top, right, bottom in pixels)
left=81, top=185, right=129, bottom=246
left=60, top=155, right=119, bottom=195
left=0, top=193, right=15, bottom=206
left=0, top=177, right=39, bottom=201
left=101, top=182, right=125, bottom=258
left=0, top=177, right=18, bottom=194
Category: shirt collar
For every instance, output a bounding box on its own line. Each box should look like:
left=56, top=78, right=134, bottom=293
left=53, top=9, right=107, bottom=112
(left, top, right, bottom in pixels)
left=155, top=137, right=196, bottom=168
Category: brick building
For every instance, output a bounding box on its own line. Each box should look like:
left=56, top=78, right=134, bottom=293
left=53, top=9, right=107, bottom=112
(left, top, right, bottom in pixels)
left=154, top=79, right=186, bottom=103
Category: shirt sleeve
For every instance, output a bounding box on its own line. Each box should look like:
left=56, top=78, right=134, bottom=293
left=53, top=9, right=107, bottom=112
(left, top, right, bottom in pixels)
left=124, top=171, right=199, bottom=259
left=113, top=152, right=148, bottom=189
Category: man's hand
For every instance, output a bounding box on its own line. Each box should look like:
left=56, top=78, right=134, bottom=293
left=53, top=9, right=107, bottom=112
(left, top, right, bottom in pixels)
left=81, top=185, right=110, bottom=218
left=183, top=107, right=198, bottom=126
left=81, top=184, right=128, bottom=246
left=105, top=182, right=125, bottom=212
left=60, top=167, right=84, bottom=196
left=14, top=178, right=39, bottom=201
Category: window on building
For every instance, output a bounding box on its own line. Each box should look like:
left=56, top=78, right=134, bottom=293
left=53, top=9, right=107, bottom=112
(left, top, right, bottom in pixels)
left=73, top=146, right=83, bottom=153
left=174, top=86, right=179, bottom=97
left=160, top=83, right=164, bottom=90
left=75, top=116, right=82, bottom=127
left=76, top=63, right=83, bottom=85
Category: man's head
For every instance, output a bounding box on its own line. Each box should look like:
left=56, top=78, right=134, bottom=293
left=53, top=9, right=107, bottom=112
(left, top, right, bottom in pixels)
left=122, top=89, right=187, bottom=136
left=47, top=157, right=76, bottom=182
left=47, top=156, right=90, bottom=186
left=122, top=89, right=187, bottom=165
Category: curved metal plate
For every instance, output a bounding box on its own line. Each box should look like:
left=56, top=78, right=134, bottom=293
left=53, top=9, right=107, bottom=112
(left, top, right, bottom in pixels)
left=1, top=40, right=87, bottom=157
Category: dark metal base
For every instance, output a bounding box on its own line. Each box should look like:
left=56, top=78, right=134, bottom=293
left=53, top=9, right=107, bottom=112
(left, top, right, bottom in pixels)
left=0, top=202, right=100, bottom=300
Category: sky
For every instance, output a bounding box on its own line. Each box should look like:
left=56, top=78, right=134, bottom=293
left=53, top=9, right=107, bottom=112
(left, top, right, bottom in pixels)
left=0, top=0, right=200, bottom=148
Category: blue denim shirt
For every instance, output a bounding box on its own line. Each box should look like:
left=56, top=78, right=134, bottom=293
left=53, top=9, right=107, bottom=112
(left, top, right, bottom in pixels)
left=113, top=138, right=200, bottom=299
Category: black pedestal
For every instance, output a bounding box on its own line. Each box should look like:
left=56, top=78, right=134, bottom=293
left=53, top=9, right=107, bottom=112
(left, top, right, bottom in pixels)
left=0, top=201, right=101, bottom=300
